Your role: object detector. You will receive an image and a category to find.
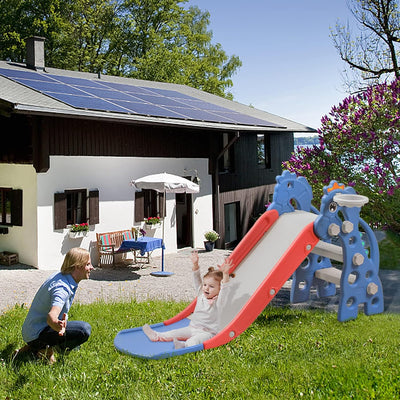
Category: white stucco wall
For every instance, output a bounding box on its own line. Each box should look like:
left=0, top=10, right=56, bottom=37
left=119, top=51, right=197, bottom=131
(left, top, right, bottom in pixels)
left=0, top=164, right=38, bottom=267
left=35, top=156, right=213, bottom=270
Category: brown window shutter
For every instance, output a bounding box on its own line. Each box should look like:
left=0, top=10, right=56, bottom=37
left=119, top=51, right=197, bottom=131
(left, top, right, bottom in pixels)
left=159, top=192, right=165, bottom=217
left=88, top=189, right=99, bottom=225
left=135, top=191, right=145, bottom=222
left=10, top=189, right=23, bottom=226
left=54, top=192, right=67, bottom=230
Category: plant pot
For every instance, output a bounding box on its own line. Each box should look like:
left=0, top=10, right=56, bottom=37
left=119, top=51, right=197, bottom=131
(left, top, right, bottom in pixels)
left=145, top=223, right=161, bottom=229
left=69, top=231, right=88, bottom=239
left=204, top=241, right=215, bottom=252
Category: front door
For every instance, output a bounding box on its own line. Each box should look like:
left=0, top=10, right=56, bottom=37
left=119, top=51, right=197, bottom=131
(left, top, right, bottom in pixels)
left=176, top=193, right=193, bottom=249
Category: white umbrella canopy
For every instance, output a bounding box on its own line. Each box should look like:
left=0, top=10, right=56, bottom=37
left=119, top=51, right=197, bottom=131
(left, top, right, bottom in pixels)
left=131, top=172, right=199, bottom=193
left=131, top=172, right=200, bottom=276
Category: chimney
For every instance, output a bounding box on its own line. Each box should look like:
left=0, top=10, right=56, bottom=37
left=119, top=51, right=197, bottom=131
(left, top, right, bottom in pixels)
left=26, top=36, right=46, bottom=71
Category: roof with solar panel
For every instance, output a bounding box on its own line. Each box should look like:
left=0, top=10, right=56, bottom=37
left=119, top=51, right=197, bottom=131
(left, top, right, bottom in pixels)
left=0, top=60, right=315, bottom=133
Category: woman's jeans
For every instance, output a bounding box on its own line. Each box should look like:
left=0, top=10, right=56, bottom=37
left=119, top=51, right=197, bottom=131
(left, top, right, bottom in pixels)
left=28, top=321, right=91, bottom=352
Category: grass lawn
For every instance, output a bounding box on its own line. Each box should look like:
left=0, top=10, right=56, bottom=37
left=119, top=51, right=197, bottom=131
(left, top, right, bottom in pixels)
left=1, top=300, right=400, bottom=399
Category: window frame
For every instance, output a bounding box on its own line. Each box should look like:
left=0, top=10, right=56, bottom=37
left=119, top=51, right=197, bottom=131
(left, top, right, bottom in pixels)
left=224, top=201, right=240, bottom=249
left=135, top=189, right=165, bottom=222
left=0, top=187, right=23, bottom=226
left=65, top=189, right=87, bottom=225
left=54, top=188, right=99, bottom=230
left=219, top=132, right=235, bottom=173
left=257, top=133, right=272, bottom=169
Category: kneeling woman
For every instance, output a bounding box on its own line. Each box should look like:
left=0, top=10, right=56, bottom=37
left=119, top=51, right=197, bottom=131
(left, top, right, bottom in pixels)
left=17, top=247, right=93, bottom=363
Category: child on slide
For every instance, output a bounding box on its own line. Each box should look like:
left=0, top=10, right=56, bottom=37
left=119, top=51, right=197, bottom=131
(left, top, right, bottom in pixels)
left=143, top=250, right=234, bottom=349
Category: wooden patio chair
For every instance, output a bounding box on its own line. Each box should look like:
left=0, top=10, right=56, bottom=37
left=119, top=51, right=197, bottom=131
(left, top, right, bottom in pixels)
left=96, top=229, right=133, bottom=267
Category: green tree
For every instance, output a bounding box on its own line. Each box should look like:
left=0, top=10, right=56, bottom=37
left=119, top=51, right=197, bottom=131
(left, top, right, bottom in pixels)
left=120, top=4, right=241, bottom=98
left=0, top=0, right=241, bottom=98
left=332, top=0, right=400, bottom=91
left=283, top=79, right=400, bottom=233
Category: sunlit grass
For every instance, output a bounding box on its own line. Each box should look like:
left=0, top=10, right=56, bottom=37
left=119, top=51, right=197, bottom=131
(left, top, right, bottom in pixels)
left=1, top=301, right=400, bottom=399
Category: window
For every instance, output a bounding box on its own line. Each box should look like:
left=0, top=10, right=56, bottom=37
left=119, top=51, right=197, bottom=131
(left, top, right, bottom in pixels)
left=134, top=189, right=165, bottom=222
left=219, top=133, right=235, bottom=172
left=0, top=187, right=22, bottom=226
left=66, top=189, right=87, bottom=225
left=224, top=202, right=240, bottom=248
left=257, top=134, right=271, bottom=169
left=54, top=189, right=99, bottom=230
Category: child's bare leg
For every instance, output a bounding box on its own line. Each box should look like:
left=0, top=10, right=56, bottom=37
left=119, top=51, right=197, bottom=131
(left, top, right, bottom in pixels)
left=185, top=331, right=214, bottom=347
left=142, top=324, right=160, bottom=341
left=173, top=339, right=186, bottom=349
left=143, top=325, right=193, bottom=343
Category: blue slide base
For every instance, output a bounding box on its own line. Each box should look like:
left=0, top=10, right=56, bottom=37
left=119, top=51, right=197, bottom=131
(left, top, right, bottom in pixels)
left=114, top=318, right=204, bottom=359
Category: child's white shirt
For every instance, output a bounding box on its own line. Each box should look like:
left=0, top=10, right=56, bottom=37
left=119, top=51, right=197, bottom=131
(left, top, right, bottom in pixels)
left=189, top=269, right=232, bottom=335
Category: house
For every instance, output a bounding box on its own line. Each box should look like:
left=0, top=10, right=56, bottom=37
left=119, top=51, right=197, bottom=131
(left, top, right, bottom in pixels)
left=0, top=37, right=315, bottom=269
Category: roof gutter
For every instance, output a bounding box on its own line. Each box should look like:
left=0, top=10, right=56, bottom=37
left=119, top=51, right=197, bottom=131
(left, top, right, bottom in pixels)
left=12, top=104, right=285, bottom=132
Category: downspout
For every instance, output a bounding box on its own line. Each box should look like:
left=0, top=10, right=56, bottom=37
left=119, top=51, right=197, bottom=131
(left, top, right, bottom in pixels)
left=213, top=131, right=240, bottom=247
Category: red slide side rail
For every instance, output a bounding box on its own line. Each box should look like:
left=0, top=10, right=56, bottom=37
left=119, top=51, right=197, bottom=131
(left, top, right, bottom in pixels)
left=164, top=210, right=279, bottom=326
left=203, top=220, right=319, bottom=349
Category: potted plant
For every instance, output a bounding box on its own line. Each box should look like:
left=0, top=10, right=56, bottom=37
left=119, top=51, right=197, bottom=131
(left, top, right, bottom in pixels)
left=204, top=230, right=219, bottom=251
left=144, top=216, right=161, bottom=229
left=132, top=227, right=147, bottom=239
left=69, top=223, right=89, bottom=239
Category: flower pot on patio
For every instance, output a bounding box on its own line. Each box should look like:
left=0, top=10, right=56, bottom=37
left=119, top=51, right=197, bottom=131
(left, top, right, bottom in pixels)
left=204, top=241, right=215, bottom=252
left=203, top=230, right=219, bottom=251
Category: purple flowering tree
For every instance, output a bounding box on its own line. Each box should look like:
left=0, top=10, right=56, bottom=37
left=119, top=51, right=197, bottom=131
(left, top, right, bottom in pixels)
left=284, top=79, right=400, bottom=233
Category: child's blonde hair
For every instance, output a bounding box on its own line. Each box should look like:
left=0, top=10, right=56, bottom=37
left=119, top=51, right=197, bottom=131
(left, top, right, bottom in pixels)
left=203, top=267, right=235, bottom=281
left=61, top=247, right=90, bottom=275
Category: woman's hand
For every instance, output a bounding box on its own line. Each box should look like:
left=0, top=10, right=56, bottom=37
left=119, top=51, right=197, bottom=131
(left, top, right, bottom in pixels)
left=47, top=306, right=68, bottom=336
left=58, top=313, right=68, bottom=336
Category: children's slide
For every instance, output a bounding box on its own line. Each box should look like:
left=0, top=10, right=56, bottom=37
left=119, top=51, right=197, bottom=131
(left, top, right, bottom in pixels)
left=114, top=209, right=320, bottom=359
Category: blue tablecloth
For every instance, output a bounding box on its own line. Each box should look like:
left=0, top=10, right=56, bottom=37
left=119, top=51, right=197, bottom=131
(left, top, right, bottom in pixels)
left=117, top=237, right=164, bottom=256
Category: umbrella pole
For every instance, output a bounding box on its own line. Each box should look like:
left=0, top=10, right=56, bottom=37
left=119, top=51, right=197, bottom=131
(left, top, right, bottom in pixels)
left=151, top=190, right=173, bottom=276
left=162, top=190, right=165, bottom=271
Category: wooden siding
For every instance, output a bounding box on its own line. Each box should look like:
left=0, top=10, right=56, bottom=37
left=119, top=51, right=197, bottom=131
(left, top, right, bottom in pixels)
left=217, top=131, right=293, bottom=192
left=217, top=184, right=276, bottom=246
left=1, top=115, right=32, bottom=164
left=44, top=117, right=218, bottom=158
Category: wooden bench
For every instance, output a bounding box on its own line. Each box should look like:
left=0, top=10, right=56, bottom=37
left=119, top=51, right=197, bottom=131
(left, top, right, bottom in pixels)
left=96, top=229, right=134, bottom=267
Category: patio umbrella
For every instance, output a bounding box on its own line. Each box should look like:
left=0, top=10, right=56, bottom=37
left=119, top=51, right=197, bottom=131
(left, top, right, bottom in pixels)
left=131, top=172, right=200, bottom=276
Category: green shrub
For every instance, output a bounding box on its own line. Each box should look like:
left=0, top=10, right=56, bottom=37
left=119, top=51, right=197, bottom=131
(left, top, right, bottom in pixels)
left=379, top=230, right=400, bottom=270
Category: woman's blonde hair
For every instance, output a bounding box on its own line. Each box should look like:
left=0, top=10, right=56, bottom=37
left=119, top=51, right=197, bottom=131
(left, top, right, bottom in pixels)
left=61, top=247, right=90, bottom=274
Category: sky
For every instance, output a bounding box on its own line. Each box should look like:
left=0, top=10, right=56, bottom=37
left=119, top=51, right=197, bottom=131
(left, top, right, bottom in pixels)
left=186, top=0, right=354, bottom=134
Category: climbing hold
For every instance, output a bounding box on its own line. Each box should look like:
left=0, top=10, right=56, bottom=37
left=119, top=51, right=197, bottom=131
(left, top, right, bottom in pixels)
left=342, top=221, right=354, bottom=234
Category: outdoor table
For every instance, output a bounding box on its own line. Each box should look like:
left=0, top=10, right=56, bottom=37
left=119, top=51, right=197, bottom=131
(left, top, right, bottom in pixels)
left=117, top=237, right=164, bottom=264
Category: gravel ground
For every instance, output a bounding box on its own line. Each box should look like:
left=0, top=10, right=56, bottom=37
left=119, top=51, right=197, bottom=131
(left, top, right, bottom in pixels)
left=1, top=248, right=399, bottom=316
left=0, top=248, right=233, bottom=315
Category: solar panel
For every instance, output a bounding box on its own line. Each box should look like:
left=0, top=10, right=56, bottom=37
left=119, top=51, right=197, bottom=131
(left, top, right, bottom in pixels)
left=111, top=100, right=187, bottom=118
left=48, top=74, right=106, bottom=88
left=81, top=87, right=137, bottom=101
left=0, top=67, right=282, bottom=127
left=51, top=93, right=131, bottom=113
left=18, top=79, right=84, bottom=95
left=96, top=81, right=155, bottom=95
